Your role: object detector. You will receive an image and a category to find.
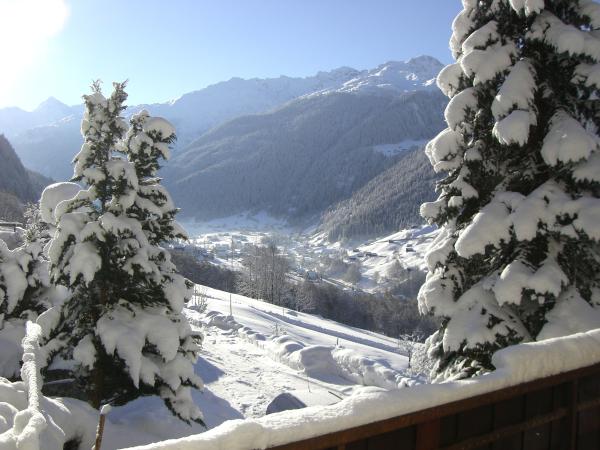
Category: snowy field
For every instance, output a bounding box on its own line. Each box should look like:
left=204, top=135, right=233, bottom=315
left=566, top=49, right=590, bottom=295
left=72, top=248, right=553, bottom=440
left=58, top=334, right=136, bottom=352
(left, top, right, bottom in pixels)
left=96, top=286, right=417, bottom=449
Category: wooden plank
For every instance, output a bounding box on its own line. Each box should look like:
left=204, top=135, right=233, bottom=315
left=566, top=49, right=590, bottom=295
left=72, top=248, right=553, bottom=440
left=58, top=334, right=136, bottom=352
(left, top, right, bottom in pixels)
left=346, top=440, right=367, bottom=450
left=438, top=407, right=568, bottom=450
left=549, top=383, right=567, bottom=450
left=492, top=396, right=524, bottom=450
left=439, top=415, right=457, bottom=446
left=456, top=404, right=493, bottom=443
left=415, top=420, right=440, bottom=450
left=577, top=402, right=600, bottom=450
left=367, top=427, right=415, bottom=450
left=568, top=380, right=579, bottom=450
left=577, top=374, right=600, bottom=449
left=523, top=387, right=553, bottom=450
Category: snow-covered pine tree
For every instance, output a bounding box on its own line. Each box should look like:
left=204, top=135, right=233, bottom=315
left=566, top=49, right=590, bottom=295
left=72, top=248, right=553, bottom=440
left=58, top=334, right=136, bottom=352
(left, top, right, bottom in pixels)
left=419, top=0, right=600, bottom=381
left=46, top=82, right=204, bottom=424
left=0, top=229, right=53, bottom=379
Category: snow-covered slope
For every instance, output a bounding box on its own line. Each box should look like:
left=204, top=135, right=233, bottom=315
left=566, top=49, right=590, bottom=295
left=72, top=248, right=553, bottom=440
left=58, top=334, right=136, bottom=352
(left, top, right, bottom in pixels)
left=123, top=67, right=363, bottom=150
left=96, top=285, right=417, bottom=449
left=124, top=329, right=600, bottom=450
left=350, top=226, right=438, bottom=287
left=308, top=225, right=439, bottom=294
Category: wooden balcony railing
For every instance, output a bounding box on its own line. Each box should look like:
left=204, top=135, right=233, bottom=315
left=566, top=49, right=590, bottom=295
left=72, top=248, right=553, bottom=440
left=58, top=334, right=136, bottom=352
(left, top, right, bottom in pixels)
left=270, top=362, right=600, bottom=450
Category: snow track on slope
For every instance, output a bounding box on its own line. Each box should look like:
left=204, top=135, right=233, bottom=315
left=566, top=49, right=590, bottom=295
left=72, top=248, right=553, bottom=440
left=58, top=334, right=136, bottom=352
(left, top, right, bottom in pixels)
left=186, top=307, right=418, bottom=391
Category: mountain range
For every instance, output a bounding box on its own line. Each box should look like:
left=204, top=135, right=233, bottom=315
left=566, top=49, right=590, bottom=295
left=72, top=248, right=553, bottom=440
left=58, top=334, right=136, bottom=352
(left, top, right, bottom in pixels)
left=0, top=56, right=447, bottom=240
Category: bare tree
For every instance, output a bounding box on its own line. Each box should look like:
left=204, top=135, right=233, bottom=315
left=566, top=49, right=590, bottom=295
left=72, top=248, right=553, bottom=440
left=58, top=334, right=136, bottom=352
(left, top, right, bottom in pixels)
left=237, top=242, right=290, bottom=306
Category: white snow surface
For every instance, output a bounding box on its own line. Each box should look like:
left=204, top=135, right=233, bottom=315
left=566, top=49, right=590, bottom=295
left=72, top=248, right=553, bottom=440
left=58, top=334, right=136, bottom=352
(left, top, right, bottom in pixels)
left=540, top=111, right=599, bottom=166
left=491, top=60, right=536, bottom=121
left=125, top=329, right=600, bottom=450
left=344, top=226, right=438, bottom=292
left=436, top=62, right=463, bottom=98
left=185, top=223, right=437, bottom=296
left=0, top=283, right=421, bottom=450
left=493, top=109, right=535, bottom=146
left=143, top=117, right=175, bottom=140
left=460, top=42, right=516, bottom=84
left=509, top=0, right=544, bottom=16
left=39, top=182, right=81, bottom=225
left=183, top=211, right=291, bottom=235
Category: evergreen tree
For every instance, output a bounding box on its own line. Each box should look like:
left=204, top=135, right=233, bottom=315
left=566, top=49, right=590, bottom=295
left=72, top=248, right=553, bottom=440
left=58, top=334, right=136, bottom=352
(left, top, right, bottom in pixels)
left=0, top=222, right=54, bottom=379
left=419, top=0, right=600, bottom=380
left=46, top=82, right=204, bottom=424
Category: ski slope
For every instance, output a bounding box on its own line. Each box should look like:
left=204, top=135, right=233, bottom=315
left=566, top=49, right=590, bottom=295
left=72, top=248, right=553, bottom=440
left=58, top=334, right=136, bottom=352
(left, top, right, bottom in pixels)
left=101, top=286, right=417, bottom=449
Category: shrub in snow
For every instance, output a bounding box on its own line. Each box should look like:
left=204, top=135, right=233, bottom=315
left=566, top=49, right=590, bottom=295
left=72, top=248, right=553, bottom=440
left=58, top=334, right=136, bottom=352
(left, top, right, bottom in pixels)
left=45, top=81, right=204, bottom=424
left=419, top=0, right=600, bottom=380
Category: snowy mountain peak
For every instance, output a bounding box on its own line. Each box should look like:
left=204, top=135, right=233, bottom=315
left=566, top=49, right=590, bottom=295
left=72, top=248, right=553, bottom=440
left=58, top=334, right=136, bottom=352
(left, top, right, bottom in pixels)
left=34, top=96, right=71, bottom=114
left=310, top=56, right=444, bottom=97
left=405, top=55, right=445, bottom=71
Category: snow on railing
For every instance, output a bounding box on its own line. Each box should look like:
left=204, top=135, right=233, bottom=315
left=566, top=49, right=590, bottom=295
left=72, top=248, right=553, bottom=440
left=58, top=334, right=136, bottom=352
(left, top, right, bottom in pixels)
left=21, top=321, right=45, bottom=408
left=0, top=322, right=101, bottom=449
left=4, top=321, right=49, bottom=449
left=124, top=328, right=600, bottom=450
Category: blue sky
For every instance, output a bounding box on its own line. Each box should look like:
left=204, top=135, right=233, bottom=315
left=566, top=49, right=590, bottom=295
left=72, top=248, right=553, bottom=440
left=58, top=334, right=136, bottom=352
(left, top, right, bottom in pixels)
left=0, top=0, right=462, bottom=110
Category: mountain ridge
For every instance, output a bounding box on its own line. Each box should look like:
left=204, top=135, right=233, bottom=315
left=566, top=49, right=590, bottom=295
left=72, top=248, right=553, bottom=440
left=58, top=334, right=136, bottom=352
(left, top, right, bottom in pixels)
left=3, top=56, right=444, bottom=182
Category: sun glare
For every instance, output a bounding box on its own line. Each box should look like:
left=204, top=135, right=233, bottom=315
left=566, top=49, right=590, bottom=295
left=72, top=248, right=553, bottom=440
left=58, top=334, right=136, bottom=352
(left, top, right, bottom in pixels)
left=0, top=0, right=69, bottom=108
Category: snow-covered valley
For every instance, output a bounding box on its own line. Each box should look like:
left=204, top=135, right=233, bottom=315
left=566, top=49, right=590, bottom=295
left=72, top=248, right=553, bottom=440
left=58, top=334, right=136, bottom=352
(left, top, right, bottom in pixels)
left=182, top=218, right=438, bottom=295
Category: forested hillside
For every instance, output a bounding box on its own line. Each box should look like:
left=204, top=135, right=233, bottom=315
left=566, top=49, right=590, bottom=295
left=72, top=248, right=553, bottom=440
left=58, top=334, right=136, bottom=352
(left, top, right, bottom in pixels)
left=165, top=90, right=446, bottom=222
left=0, top=135, right=37, bottom=202
left=319, top=146, right=439, bottom=241
left=0, top=135, right=51, bottom=220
